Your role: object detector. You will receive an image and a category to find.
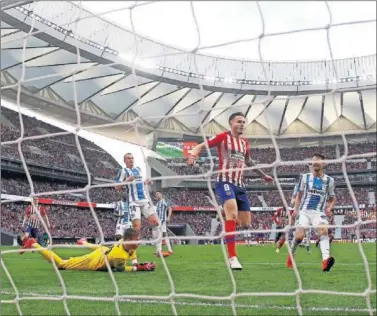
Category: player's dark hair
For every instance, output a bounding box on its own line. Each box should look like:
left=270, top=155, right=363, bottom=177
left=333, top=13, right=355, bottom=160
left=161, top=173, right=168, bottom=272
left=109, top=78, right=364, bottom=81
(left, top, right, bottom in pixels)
left=313, top=153, right=325, bottom=160
left=156, top=190, right=163, bottom=194
left=228, top=112, right=245, bottom=124
left=123, top=228, right=140, bottom=241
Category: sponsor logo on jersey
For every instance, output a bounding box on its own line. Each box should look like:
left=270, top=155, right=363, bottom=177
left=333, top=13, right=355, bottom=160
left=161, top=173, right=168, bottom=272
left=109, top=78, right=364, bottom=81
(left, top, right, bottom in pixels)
left=230, top=150, right=245, bottom=161
left=309, top=189, right=325, bottom=195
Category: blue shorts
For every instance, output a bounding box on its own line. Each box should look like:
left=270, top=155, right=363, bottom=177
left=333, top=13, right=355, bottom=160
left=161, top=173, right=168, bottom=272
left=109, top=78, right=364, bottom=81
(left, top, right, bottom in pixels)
left=25, top=226, right=39, bottom=238
left=215, top=182, right=251, bottom=211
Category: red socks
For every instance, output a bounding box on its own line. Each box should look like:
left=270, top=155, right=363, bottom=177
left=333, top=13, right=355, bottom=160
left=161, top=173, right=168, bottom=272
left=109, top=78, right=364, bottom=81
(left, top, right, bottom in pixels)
left=225, top=220, right=237, bottom=258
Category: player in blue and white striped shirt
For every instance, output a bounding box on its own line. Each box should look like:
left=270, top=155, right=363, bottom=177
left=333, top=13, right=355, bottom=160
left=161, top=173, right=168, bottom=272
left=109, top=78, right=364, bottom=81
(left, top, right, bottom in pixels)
left=115, top=153, right=160, bottom=243
left=114, top=200, right=132, bottom=241
left=287, top=154, right=336, bottom=272
left=155, top=191, right=173, bottom=256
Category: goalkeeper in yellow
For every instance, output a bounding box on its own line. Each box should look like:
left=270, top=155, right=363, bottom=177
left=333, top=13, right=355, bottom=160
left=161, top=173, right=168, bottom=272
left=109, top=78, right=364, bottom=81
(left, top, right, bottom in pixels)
left=23, top=228, right=156, bottom=272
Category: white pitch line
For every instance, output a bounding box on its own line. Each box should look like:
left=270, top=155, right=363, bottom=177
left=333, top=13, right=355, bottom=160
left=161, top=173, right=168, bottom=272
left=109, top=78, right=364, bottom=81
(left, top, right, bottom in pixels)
left=0, top=291, right=375, bottom=313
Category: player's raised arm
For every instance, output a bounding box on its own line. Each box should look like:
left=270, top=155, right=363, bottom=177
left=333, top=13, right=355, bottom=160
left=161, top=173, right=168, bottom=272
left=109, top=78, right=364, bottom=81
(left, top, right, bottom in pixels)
left=273, top=208, right=282, bottom=225
left=244, top=147, right=274, bottom=182
left=140, top=167, right=153, bottom=185
left=187, top=133, right=225, bottom=165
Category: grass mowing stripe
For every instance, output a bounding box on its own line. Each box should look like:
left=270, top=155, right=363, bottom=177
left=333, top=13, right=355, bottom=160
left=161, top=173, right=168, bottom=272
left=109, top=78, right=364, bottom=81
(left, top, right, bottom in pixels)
left=1, top=290, right=375, bottom=313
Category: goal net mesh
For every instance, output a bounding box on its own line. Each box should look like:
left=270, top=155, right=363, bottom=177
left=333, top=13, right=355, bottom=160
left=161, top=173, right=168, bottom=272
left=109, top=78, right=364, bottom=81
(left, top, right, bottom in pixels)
left=1, top=1, right=376, bottom=315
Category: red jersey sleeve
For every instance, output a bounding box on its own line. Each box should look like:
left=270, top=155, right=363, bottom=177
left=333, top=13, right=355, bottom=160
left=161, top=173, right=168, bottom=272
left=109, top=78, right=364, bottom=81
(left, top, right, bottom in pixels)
left=273, top=207, right=283, bottom=225
left=40, top=206, right=47, bottom=216
left=272, top=213, right=279, bottom=225
left=206, top=132, right=226, bottom=148
left=25, top=206, right=31, bottom=216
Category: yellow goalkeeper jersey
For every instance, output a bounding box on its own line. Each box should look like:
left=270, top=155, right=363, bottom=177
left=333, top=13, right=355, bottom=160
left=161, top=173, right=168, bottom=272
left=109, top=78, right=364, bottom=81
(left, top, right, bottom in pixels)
left=61, top=242, right=137, bottom=271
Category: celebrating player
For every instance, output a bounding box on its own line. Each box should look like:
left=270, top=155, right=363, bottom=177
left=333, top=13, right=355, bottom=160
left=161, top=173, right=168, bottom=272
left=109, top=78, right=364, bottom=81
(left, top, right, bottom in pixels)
left=287, top=154, right=336, bottom=272
left=188, top=112, right=274, bottom=270
left=114, top=200, right=132, bottom=241
left=115, top=153, right=161, bottom=250
left=24, top=228, right=155, bottom=272
left=20, top=198, right=50, bottom=254
left=155, top=191, right=173, bottom=257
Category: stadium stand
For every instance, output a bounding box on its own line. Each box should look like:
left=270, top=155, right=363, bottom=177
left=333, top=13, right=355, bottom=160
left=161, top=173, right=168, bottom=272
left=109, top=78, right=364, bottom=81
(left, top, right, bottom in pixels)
left=1, top=107, right=120, bottom=179
left=1, top=202, right=375, bottom=241
left=1, top=108, right=375, bottom=243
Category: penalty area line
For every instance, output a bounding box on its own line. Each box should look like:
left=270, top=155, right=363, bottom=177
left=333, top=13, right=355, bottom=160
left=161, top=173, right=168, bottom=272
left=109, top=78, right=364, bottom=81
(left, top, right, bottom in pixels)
left=0, top=290, right=375, bottom=313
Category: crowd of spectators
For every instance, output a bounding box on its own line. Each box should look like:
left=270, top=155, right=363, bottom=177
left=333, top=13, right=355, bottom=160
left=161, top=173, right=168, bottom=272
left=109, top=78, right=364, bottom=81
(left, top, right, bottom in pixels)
left=0, top=203, right=211, bottom=238
left=1, top=108, right=375, bottom=241
left=1, top=176, right=374, bottom=209
left=1, top=177, right=120, bottom=204
left=164, top=187, right=372, bottom=208
left=164, top=158, right=372, bottom=178
left=1, top=108, right=119, bottom=179
left=1, top=203, right=115, bottom=238
left=244, top=173, right=376, bottom=185
left=2, top=107, right=375, bottom=181
left=341, top=207, right=376, bottom=240
left=163, top=141, right=376, bottom=177
left=2, top=201, right=374, bottom=240
left=168, top=212, right=212, bottom=236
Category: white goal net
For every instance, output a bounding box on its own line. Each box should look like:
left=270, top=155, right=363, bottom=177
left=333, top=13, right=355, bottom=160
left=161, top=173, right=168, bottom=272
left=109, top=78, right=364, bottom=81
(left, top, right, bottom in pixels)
left=1, top=1, right=376, bottom=315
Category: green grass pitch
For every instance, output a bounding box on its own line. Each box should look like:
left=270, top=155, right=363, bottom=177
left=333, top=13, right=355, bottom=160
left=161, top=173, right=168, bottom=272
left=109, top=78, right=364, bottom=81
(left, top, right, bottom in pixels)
left=1, top=243, right=376, bottom=315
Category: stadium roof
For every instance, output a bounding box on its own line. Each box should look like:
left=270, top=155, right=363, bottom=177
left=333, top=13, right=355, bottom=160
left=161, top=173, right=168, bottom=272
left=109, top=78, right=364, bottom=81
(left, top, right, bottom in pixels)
left=80, top=1, right=377, bottom=62
left=1, top=1, right=376, bottom=143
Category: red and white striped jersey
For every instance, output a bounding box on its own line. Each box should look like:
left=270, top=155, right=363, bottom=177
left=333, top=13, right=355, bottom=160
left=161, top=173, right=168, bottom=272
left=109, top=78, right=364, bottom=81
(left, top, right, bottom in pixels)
left=25, top=204, right=46, bottom=229
left=273, top=207, right=294, bottom=226
left=207, top=132, right=251, bottom=187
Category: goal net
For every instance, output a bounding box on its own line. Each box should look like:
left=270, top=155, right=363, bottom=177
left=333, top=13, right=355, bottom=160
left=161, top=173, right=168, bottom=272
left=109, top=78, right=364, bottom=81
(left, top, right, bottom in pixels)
left=1, top=1, right=376, bottom=315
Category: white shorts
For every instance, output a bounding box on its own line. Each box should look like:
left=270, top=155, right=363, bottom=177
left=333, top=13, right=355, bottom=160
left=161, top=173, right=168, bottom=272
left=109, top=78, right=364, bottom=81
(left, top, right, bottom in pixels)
left=115, top=223, right=132, bottom=236
left=160, top=222, right=167, bottom=233
left=129, top=200, right=156, bottom=221
left=296, top=211, right=328, bottom=229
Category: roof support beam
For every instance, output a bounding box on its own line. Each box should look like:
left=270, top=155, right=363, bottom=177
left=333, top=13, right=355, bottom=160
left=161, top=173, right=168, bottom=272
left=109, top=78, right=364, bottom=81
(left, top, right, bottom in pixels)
left=155, top=88, right=192, bottom=129
left=358, top=92, right=367, bottom=130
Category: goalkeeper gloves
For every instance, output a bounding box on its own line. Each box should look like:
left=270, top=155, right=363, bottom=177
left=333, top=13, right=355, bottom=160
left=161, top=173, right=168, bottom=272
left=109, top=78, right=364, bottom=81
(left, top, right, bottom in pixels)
left=134, top=262, right=156, bottom=272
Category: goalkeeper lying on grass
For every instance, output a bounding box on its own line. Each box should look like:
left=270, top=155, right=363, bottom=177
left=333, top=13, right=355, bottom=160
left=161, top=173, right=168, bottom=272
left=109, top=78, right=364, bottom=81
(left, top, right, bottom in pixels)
left=23, top=228, right=156, bottom=272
